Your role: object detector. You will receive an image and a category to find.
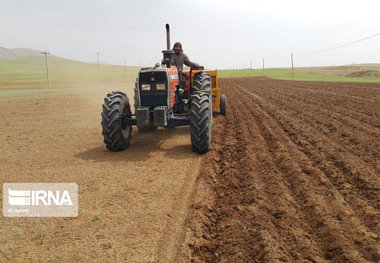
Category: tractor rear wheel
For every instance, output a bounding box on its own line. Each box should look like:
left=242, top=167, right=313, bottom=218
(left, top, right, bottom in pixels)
left=190, top=91, right=212, bottom=154
left=134, top=81, right=157, bottom=133
left=193, top=71, right=213, bottom=139
left=193, top=72, right=211, bottom=94
left=220, top=94, right=227, bottom=115
left=101, top=91, right=132, bottom=151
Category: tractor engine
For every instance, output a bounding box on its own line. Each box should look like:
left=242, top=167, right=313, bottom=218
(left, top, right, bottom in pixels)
left=134, top=65, right=180, bottom=128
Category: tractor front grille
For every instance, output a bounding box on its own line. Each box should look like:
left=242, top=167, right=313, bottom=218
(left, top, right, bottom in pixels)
left=139, top=70, right=168, bottom=110
left=139, top=71, right=167, bottom=83
left=140, top=92, right=167, bottom=110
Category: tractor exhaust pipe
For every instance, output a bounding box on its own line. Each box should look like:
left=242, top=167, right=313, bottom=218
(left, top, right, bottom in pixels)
left=166, top=24, right=170, bottom=50
left=162, top=24, right=174, bottom=68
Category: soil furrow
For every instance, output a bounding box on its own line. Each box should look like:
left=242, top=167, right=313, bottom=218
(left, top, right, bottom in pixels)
left=233, top=81, right=377, bottom=262
left=234, top=82, right=380, bottom=231
left=180, top=77, right=380, bottom=263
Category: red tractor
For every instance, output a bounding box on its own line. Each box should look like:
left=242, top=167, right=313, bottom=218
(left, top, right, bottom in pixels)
left=101, top=24, right=226, bottom=154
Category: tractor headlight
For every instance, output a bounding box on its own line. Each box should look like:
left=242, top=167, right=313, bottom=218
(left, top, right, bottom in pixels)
left=156, top=84, right=166, bottom=91
left=141, top=84, right=150, bottom=91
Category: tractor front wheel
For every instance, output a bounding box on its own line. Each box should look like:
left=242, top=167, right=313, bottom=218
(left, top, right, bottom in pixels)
left=101, top=91, right=132, bottom=151
left=190, top=91, right=212, bottom=154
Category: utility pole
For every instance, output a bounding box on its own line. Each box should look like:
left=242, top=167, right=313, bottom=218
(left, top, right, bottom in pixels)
left=124, top=60, right=127, bottom=73
left=250, top=59, right=252, bottom=69
left=291, top=53, right=294, bottom=80
left=41, top=51, right=50, bottom=87
left=96, top=52, right=100, bottom=74
left=262, top=58, right=265, bottom=74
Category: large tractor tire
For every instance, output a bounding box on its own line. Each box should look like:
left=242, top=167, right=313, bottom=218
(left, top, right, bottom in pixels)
left=193, top=70, right=213, bottom=134
left=190, top=91, right=212, bottom=154
left=101, top=91, right=132, bottom=151
left=134, top=81, right=157, bottom=133
left=220, top=94, right=227, bottom=116
left=193, top=72, right=211, bottom=94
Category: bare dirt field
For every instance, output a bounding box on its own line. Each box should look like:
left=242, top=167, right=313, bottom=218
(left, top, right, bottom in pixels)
left=177, top=77, right=380, bottom=262
left=0, top=81, right=202, bottom=262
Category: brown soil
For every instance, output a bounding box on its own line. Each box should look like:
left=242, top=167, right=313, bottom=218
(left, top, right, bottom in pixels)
left=1, top=77, right=379, bottom=262
left=346, top=70, right=378, bottom=78
left=0, top=81, right=202, bottom=262
left=178, top=77, right=380, bottom=262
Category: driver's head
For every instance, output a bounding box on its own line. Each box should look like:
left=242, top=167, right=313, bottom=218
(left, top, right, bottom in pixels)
left=173, top=42, right=183, bottom=54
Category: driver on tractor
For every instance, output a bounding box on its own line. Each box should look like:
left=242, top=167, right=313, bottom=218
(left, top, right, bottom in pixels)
left=172, top=42, right=202, bottom=71
left=172, top=42, right=202, bottom=94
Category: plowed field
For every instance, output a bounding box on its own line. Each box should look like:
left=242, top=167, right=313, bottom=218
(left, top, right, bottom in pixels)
left=179, top=77, right=380, bottom=262
left=1, top=77, right=379, bottom=262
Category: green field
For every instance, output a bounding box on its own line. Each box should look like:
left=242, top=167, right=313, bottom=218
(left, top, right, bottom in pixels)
left=0, top=56, right=142, bottom=100
left=0, top=56, right=379, bottom=88
left=0, top=56, right=140, bottom=84
left=218, top=66, right=380, bottom=82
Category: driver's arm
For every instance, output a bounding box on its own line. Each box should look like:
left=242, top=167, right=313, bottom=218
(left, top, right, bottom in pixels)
left=183, top=53, right=201, bottom=68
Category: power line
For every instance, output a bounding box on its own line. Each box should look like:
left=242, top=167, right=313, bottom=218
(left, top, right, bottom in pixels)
left=41, top=51, right=50, bottom=87
left=257, top=32, right=380, bottom=69
left=96, top=52, right=101, bottom=74
left=300, top=32, right=380, bottom=55
left=291, top=53, right=294, bottom=80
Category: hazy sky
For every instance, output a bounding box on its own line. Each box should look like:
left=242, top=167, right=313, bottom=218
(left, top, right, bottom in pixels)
left=1, top=0, right=379, bottom=69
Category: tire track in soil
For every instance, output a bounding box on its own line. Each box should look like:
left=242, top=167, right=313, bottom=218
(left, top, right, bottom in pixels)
left=155, top=156, right=203, bottom=262
left=179, top=77, right=380, bottom=263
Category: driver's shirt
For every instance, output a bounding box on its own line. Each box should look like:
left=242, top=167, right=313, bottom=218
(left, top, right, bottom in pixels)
left=173, top=52, right=200, bottom=71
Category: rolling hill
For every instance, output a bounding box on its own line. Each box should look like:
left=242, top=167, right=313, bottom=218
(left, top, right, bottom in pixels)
left=0, top=47, right=44, bottom=59
left=0, top=48, right=379, bottom=84
left=0, top=55, right=140, bottom=84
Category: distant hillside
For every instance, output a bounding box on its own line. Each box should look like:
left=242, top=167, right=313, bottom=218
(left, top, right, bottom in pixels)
left=0, top=47, right=45, bottom=58
left=300, top=64, right=380, bottom=78
left=0, top=55, right=140, bottom=83
left=219, top=64, right=380, bottom=82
